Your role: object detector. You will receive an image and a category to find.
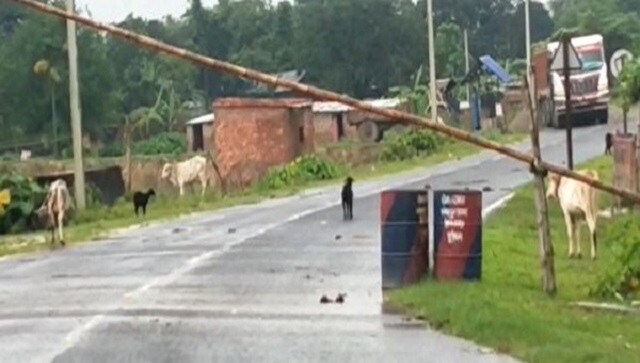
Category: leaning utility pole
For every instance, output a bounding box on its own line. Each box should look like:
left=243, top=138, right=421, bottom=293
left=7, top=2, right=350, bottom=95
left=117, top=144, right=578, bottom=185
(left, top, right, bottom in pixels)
left=66, top=0, right=86, bottom=210
left=427, top=0, right=437, bottom=123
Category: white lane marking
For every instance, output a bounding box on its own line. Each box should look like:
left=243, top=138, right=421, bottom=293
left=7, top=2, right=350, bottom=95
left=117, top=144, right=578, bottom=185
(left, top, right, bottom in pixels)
left=482, top=193, right=516, bottom=219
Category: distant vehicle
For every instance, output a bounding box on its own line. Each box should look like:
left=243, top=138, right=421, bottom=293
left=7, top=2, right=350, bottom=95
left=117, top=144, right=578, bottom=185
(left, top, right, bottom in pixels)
left=534, top=34, right=610, bottom=128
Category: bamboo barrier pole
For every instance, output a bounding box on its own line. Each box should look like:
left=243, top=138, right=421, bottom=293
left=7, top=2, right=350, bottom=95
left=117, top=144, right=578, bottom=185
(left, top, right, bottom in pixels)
left=12, top=0, right=640, bottom=204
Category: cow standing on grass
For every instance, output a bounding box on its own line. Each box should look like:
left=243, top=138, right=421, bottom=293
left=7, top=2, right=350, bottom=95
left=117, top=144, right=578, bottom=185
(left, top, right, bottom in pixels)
left=161, top=155, right=209, bottom=197
left=546, top=170, right=600, bottom=260
left=36, top=179, right=71, bottom=247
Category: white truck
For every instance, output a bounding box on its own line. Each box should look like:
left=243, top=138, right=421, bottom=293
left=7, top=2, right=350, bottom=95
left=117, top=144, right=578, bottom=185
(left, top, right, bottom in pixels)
left=545, top=34, right=610, bottom=128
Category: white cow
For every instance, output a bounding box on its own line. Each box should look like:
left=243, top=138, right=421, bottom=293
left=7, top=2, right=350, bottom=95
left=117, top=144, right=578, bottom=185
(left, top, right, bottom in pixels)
left=546, top=169, right=600, bottom=260
left=161, top=155, right=208, bottom=196
left=35, top=179, right=71, bottom=246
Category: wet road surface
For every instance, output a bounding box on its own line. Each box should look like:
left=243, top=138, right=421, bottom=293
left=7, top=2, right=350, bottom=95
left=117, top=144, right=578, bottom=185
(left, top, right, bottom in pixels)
left=0, top=124, right=611, bottom=363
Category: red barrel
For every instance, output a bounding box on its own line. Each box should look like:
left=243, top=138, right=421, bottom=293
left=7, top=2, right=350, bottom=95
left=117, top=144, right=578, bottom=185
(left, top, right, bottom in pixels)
left=432, top=189, right=482, bottom=281
left=380, top=189, right=429, bottom=289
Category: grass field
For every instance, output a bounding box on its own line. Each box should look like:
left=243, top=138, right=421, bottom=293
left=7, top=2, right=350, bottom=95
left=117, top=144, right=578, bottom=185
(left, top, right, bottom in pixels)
left=387, top=156, right=640, bottom=363
left=0, top=131, right=525, bottom=258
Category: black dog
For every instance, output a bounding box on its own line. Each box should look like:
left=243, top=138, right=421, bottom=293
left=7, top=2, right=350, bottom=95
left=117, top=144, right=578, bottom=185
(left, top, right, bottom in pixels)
left=605, top=132, right=613, bottom=155
left=341, top=177, right=354, bottom=221
left=133, top=189, right=156, bottom=217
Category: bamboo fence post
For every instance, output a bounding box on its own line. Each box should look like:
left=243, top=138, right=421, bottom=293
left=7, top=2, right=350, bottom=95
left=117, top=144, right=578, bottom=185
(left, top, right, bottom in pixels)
left=524, top=75, right=556, bottom=296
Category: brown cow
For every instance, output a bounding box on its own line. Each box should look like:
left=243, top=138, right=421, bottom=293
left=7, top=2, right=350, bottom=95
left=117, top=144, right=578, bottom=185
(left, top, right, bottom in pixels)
left=36, top=179, right=71, bottom=246
left=546, top=170, right=600, bottom=260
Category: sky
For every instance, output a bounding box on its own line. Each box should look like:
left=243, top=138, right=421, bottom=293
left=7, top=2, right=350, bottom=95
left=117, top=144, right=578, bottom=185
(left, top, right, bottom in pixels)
left=76, top=0, right=550, bottom=24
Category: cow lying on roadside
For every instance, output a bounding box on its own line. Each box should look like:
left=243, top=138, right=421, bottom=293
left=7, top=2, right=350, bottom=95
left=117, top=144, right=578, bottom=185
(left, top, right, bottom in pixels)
left=160, top=155, right=208, bottom=197
left=35, top=179, right=71, bottom=246
left=545, top=170, right=600, bottom=260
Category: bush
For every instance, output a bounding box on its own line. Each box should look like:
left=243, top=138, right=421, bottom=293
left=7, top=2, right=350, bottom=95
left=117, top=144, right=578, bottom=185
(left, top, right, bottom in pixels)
left=133, top=132, right=186, bottom=156
left=591, top=215, right=640, bottom=301
left=262, top=155, right=343, bottom=190
left=0, top=174, right=47, bottom=234
left=380, top=129, right=448, bottom=162
left=99, top=142, right=125, bottom=157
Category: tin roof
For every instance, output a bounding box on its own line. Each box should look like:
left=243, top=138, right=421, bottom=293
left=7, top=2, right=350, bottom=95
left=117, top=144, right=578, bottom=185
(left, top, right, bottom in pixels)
left=185, top=113, right=214, bottom=126
left=214, top=97, right=313, bottom=109
left=312, top=98, right=403, bottom=113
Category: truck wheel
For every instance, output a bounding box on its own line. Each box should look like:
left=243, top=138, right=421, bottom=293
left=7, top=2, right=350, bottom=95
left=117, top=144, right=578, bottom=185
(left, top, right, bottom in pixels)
left=357, top=121, right=382, bottom=143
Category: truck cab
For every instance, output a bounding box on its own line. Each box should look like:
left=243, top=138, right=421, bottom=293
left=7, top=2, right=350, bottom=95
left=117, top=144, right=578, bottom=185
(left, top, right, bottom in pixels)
left=545, top=34, right=609, bottom=127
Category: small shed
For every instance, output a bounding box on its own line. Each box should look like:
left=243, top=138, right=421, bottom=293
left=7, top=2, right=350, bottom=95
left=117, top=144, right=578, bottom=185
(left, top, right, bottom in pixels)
left=212, top=98, right=315, bottom=187
left=311, top=101, right=355, bottom=145
left=186, top=113, right=215, bottom=152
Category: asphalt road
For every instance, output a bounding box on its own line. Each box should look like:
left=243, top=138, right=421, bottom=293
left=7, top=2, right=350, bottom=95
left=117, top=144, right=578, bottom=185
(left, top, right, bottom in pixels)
left=0, top=124, right=611, bottom=363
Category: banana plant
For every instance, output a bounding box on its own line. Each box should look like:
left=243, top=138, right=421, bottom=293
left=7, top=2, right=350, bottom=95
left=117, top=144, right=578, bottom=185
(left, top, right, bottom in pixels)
left=389, top=65, right=431, bottom=116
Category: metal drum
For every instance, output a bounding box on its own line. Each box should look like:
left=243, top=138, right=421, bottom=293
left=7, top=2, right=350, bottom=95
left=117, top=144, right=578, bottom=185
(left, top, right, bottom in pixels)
left=433, top=189, right=482, bottom=281
left=380, top=189, right=429, bottom=290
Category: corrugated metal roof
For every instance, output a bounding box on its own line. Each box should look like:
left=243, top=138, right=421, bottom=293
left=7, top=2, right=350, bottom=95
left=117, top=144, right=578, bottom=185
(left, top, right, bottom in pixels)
left=214, top=97, right=313, bottom=109
left=312, top=101, right=352, bottom=113
left=364, top=98, right=402, bottom=109
left=185, top=113, right=214, bottom=126
left=312, top=98, right=402, bottom=113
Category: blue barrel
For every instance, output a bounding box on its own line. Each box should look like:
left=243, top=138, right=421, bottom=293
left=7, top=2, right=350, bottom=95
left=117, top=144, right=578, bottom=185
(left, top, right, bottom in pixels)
left=380, top=189, right=429, bottom=290
left=432, top=189, right=482, bottom=281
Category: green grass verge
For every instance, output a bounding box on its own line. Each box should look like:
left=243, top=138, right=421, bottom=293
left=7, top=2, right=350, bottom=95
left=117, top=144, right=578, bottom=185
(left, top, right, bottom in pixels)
left=387, top=156, right=640, bottom=363
left=0, top=131, right=525, bottom=258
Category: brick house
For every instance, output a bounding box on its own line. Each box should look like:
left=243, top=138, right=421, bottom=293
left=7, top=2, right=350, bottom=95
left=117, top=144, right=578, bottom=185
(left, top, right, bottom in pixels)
left=212, top=98, right=315, bottom=187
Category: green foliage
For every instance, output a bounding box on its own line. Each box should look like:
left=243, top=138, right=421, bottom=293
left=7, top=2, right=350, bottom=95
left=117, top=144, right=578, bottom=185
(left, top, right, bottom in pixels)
left=591, top=215, right=640, bottom=301
left=389, top=66, right=430, bottom=116
left=380, top=129, right=448, bottom=162
left=0, top=174, right=47, bottom=234
left=132, top=132, right=186, bottom=156
left=262, top=155, right=343, bottom=190
left=551, top=0, right=640, bottom=59
left=614, top=57, right=640, bottom=111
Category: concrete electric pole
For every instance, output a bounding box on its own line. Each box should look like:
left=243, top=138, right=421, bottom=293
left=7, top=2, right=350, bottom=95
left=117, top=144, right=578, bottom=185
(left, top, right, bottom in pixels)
left=66, top=0, right=86, bottom=210
left=525, top=0, right=535, bottom=111
left=427, top=0, right=437, bottom=123
left=464, top=29, right=470, bottom=103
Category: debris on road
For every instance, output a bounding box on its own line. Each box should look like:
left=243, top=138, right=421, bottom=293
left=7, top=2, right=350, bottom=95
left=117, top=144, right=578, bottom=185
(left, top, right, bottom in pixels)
left=320, top=293, right=347, bottom=304
left=227, top=228, right=237, bottom=234
left=335, top=234, right=342, bottom=240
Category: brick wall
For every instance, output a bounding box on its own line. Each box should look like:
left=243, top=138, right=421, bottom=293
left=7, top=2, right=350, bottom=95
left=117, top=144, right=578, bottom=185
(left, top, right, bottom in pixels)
left=314, top=113, right=337, bottom=144
left=212, top=98, right=315, bottom=188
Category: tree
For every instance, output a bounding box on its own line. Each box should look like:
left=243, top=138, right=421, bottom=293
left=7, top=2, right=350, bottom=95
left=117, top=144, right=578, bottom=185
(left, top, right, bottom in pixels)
left=614, top=58, right=640, bottom=132
left=551, top=0, right=640, bottom=60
